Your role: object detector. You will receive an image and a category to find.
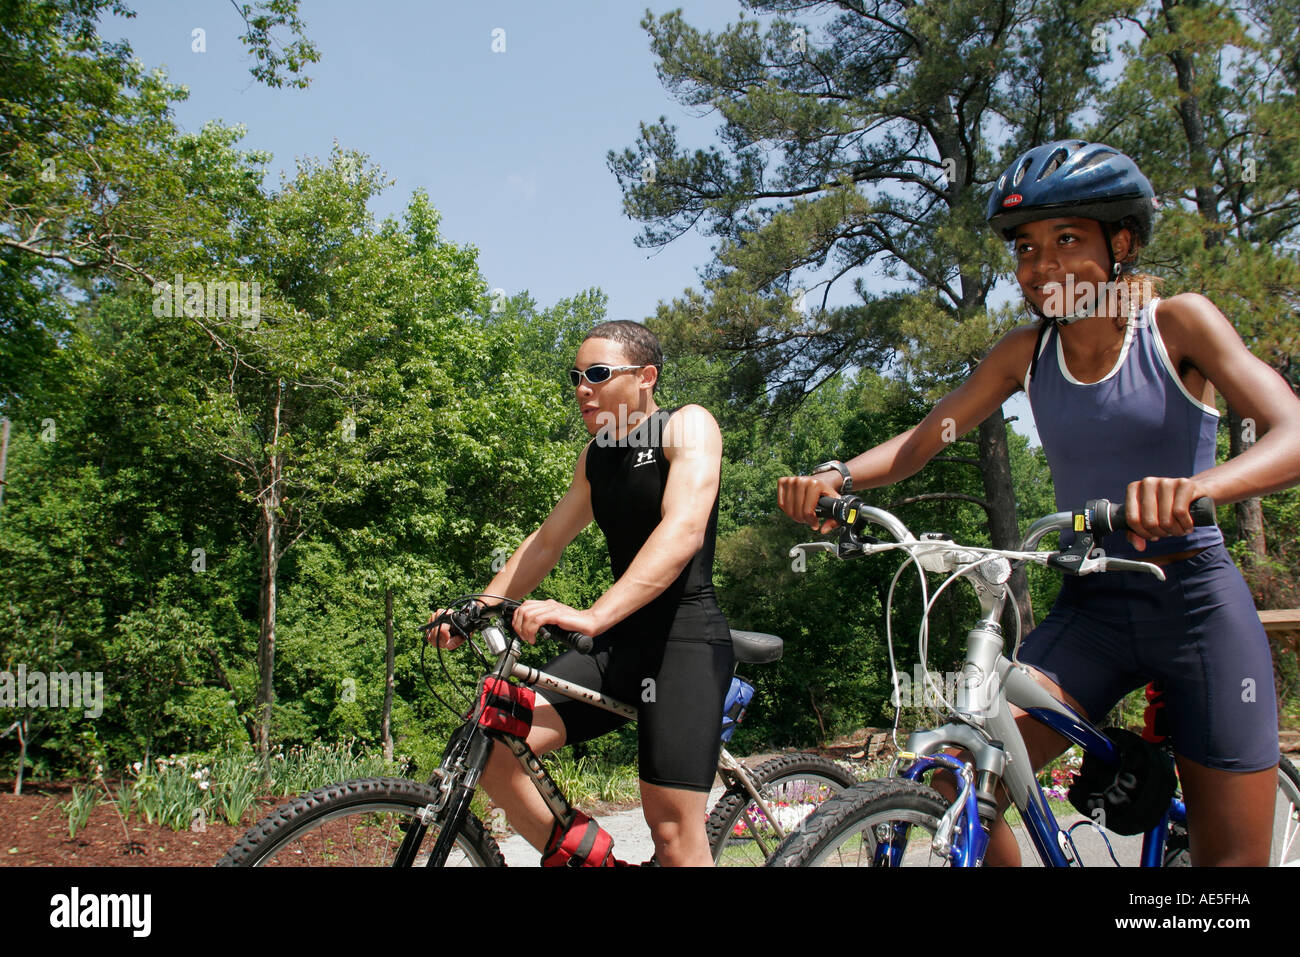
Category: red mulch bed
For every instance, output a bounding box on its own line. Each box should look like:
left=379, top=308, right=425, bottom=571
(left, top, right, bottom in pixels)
left=0, top=779, right=283, bottom=867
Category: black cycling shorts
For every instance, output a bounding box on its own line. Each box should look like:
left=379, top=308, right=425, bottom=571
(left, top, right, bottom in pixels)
left=535, top=602, right=734, bottom=792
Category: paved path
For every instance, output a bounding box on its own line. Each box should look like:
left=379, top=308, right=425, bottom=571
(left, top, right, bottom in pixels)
left=496, top=790, right=1145, bottom=866
left=497, top=785, right=726, bottom=866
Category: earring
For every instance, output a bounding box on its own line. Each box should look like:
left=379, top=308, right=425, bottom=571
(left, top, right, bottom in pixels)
left=1112, top=261, right=1122, bottom=278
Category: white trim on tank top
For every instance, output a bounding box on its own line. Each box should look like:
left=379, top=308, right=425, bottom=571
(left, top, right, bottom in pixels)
left=1055, top=311, right=1136, bottom=385
left=1145, top=298, right=1221, bottom=417
left=1021, top=299, right=1221, bottom=417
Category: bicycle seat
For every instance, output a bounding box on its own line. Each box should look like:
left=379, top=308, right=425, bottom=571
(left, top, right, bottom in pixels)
left=730, top=630, right=783, bottom=664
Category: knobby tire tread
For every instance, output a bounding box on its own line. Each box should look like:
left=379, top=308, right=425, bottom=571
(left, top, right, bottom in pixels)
left=216, top=776, right=504, bottom=867
left=705, top=753, right=857, bottom=865
left=766, top=777, right=951, bottom=867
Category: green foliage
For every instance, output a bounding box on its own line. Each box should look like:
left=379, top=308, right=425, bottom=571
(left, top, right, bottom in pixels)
left=544, top=751, right=640, bottom=807
left=59, top=783, right=101, bottom=839
left=705, top=367, right=1056, bottom=746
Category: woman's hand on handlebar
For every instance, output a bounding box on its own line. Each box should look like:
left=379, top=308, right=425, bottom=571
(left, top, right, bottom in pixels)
left=511, top=599, right=598, bottom=645
left=777, top=473, right=844, bottom=533
left=1123, top=476, right=1213, bottom=551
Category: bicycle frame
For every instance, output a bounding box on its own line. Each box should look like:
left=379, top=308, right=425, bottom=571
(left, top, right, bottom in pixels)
left=896, top=665, right=1186, bottom=867
left=417, top=615, right=797, bottom=864
left=827, top=502, right=1186, bottom=867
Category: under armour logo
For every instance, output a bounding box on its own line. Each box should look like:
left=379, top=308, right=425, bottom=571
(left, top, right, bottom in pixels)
left=634, top=450, right=655, bottom=467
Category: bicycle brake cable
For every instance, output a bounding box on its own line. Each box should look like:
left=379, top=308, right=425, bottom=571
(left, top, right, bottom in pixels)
left=885, top=550, right=930, bottom=752
left=917, top=553, right=1023, bottom=718
left=423, top=595, right=496, bottom=719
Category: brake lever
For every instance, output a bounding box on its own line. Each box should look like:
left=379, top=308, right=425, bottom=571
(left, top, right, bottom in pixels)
left=789, top=541, right=837, bottom=558
left=1081, top=554, right=1166, bottom=581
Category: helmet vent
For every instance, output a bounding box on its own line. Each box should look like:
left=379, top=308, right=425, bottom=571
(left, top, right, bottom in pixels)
left=1077, top=148, right=1118, bottom=170
left=1038, top=147, right=1070, bottom=181
left=1012, top=157, right=1032, bottom=187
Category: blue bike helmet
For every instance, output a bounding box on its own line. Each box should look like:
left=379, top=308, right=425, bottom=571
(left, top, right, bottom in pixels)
left=986, top=140, right=1156, bottom=245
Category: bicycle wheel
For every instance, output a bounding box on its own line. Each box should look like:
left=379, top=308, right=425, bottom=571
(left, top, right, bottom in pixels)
left=766, top=778, right=962, bottom=867
left=1271, top=755, right=1300, bottom=867
left=216, top=777, right=504, bottom=867
left=706, top=753, right=857, bottom=866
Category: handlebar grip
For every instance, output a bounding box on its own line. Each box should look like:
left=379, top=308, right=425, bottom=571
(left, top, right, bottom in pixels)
left=1091, top=495, right=1217, bottom=538
left=815, top=495, right=861, bottom=527
left=537, top=624, right=593, bottom=654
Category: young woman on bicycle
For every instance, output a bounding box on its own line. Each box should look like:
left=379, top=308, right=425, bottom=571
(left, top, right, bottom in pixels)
left=778, top=140, right=1300, bottom=865
left=429, top=320, right=731, bottom=866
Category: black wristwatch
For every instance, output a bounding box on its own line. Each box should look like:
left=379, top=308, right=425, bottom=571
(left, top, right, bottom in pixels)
left=810, top=460, right=853, bottom=494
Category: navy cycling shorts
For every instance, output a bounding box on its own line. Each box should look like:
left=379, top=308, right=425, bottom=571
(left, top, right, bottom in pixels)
left=1017, top=543, right=1278, bottom=772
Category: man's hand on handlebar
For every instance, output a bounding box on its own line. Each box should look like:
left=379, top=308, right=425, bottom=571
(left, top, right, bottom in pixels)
left=510, top=599, right=598, bottom=645
left=426, top=601, right=488, bottom=650
left=777, top=473, right=844, bottom=533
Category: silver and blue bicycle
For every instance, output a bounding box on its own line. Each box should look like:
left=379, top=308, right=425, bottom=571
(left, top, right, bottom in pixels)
left=768, top=495, right=1300, bottom=867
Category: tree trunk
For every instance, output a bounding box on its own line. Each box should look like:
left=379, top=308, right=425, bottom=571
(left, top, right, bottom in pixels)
left=15, top=718, right=27, bottom=796
left=977, top=409, right=1034, bottom=629
left=1228, top=408, right=1267, bottom=562
left=256, top=500, right=280, bottom=767
left=0, top=416, right=10, bottom=518
left=256, top=384, right=285, bottom=767
left=382, top=586, right=395, bottom=763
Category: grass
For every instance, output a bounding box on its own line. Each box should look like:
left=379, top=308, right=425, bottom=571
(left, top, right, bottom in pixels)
left=57, top=740, right=403, bottom=835
left=58, top=784, right=100, bottom=839
left=544, top=752, right=641, bottom=806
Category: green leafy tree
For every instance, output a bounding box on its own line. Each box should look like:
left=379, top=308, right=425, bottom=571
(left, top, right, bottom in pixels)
left=609, top=0, right=1121, bottom=624
left=0, top=0, right=318, bottom=290
left=1094, top=0, right=1300, bottom=599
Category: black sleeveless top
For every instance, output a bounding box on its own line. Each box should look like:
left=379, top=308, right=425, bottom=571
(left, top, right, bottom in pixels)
left=585, top=407, right=724, bottom=637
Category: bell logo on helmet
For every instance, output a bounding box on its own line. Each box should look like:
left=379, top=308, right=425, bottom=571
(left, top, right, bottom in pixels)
left=1002, top=194, right=1023, bottom=207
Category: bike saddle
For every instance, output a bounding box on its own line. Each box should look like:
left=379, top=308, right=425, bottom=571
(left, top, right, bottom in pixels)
left=730, top=630, right=783, bottom=664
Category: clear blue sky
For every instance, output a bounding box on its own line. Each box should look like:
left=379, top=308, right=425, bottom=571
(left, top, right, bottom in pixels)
left=106, top=0, right=1038, bottom=442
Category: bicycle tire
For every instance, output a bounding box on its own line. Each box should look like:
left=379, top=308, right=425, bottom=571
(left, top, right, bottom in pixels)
left=216, top=777, right=505, bottom=867
left=766, top=777, right=958, bottom=867
left=706, top=753, right=857, bottom=867
left=1270, top=754, right=1300, bottom=867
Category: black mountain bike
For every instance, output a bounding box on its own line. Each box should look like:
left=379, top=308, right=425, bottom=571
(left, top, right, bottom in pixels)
left=217, top=598, right=856, bottom=866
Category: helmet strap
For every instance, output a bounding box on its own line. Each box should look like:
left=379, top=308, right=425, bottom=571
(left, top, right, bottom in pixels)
left=1027, top=315, right=1052, bottom=385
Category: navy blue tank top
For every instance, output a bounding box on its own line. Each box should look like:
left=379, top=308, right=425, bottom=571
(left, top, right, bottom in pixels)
left=585, top=407, right=723, bottom=633
left=1026, top=299, right=1223, bottom=559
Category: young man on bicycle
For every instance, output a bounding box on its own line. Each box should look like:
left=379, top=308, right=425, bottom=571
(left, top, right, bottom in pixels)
left=778, top=141, right=1300, bottom=865
left=430, top=320, right=731, bottom=866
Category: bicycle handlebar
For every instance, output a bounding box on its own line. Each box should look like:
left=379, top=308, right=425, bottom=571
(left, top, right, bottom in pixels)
left=422, top=599, right=594, bottom=654
left=1087, top=495, right=1217, bottom=538
left=815, top=494, right=1216, bottom=548
left=803, top=494, right=1217, bottom=582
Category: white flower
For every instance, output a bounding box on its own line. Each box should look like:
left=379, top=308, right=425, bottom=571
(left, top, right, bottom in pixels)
left=199, top=781, right=210, bottom=790
left=132, top=761, right=143, bottom=773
